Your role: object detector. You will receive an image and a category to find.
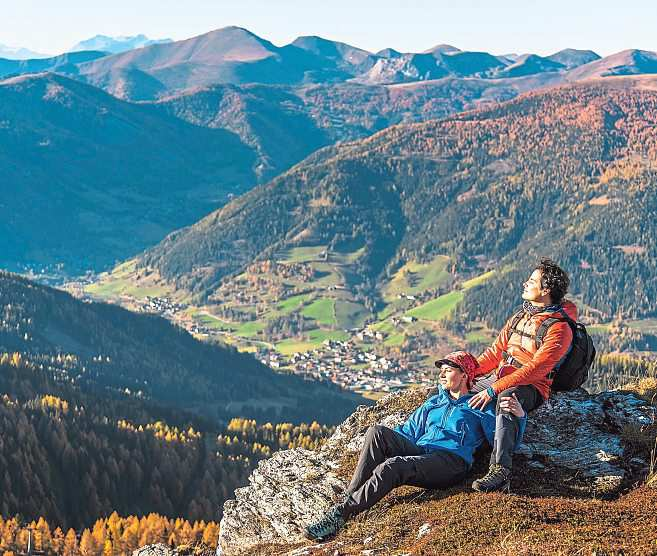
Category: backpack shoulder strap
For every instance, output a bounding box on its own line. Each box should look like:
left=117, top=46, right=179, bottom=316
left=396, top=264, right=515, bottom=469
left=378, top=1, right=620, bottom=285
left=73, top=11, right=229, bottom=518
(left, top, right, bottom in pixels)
left=508, top=308, right=525, bottom=332
left=508, top=308, right=540, bottom=341
left=535, top=309, right=574, bottom=349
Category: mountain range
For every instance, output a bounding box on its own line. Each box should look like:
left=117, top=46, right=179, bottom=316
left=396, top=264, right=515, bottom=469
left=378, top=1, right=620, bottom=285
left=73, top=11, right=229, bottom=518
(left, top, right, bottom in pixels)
left=0, top=69, right=563, bottom=274
left=0, top=42, right=51, bottom=60
left=5, top=26, right=657, bottom=333
left=69, top=34, right=172, bottom=54
left=5, top=27, right=657, bottom=103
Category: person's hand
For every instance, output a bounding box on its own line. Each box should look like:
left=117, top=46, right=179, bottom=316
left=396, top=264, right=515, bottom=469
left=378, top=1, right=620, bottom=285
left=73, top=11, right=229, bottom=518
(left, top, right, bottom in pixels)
left=468, top=390, right=493, bottom=410
left=499, top=393, right=525, bottom=417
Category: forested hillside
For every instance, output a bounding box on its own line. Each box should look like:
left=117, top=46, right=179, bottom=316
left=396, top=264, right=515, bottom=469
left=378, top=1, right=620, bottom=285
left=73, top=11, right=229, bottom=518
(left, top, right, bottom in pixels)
left=0, top=352, right=333, bottom=530
left=0, top=73, right=255, bottom=274
left=139, top=81, right=657, bottom=330
left=1, top=70, right=546, bottom=275
left=0, top=271, right=364, bottom=424
left=152, top=77, right=539, bottom=184
left=0, top=272, right=349, bottom=531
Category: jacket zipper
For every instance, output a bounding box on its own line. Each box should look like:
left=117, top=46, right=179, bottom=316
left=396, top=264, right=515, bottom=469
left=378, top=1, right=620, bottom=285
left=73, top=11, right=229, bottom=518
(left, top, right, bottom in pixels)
left=440, top=401, right=454, bottom=429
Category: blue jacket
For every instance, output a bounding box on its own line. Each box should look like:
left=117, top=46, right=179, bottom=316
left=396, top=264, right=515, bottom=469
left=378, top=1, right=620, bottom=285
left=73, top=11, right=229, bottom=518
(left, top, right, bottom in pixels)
left=394, top=387, right=527, bottom=467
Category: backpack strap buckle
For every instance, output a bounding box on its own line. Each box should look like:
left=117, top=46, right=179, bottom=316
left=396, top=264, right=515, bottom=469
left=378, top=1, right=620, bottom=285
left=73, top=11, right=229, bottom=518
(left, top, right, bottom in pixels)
left=501, top=350, right=523, bottom=368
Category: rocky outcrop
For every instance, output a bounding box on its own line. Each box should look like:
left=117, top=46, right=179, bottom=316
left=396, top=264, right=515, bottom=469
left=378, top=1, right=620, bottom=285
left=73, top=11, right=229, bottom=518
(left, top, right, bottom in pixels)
left=133, top=543, right=214, bottom=556
left=217, top=387, right=655, bottom=556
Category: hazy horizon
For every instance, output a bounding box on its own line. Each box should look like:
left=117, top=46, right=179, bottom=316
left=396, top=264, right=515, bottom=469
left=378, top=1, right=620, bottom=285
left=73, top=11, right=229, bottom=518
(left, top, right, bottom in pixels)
left=3, top=0, right=657, bottom=58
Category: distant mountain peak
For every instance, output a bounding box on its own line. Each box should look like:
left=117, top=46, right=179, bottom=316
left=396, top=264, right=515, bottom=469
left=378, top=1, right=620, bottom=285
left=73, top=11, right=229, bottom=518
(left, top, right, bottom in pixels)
left=424, top=43, right=461, bottom=55
left=205, top=26, right=271, bottom=42
left=290, top=35, right=374, bottom=70
left=376, top=48, right=403, bottom=58
left=546, top=48, right=601, bottom=69
left=0, top=43, right=51, bottom=60
left=566, top=48, right=657, bottom=80
left=498, top=53, right=565, bottom=77
left=69, top=34, right=172, bottom=54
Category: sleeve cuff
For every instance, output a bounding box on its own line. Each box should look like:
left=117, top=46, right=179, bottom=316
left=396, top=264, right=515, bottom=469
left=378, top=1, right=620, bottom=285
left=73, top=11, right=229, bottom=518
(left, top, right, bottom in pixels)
left=486, top=386, right=497, bottom=398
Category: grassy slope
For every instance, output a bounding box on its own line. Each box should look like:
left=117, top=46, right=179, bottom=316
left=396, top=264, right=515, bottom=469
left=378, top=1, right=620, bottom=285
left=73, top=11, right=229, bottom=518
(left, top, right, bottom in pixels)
left=382, top=255, right=451, bottom=302
left=261, top=485, right=657, bottom=554
left=84, top=255, right=502, bottom=355
left=301, top=299, right=336, bottom=326
left=407, top=291, right=464, bottom=321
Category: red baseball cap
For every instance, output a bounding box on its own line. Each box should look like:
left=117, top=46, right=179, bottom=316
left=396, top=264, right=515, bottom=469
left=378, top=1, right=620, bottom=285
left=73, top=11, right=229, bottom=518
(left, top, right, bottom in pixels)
left=435, top=350, right=479, bottom=387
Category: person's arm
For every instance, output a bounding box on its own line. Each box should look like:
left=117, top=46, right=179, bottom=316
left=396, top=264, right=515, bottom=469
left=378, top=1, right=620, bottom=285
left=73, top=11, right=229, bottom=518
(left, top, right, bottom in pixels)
left=468, top=319, right=513, bottom=409
left=476, top=319, right=511, bottom=376
left=480, top=393, right=527, bottom=446
left=491, top=321, right=573, bottom=395
left=394, top=402, right=428, bottom=443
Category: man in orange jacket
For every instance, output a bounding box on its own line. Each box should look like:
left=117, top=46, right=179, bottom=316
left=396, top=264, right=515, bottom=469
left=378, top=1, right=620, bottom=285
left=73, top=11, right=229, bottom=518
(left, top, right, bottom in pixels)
left=468, top=258, right=575, bottom=492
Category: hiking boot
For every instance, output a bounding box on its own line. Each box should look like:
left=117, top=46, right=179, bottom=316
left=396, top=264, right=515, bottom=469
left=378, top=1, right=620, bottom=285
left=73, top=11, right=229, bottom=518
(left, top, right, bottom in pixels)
left=472, top=464, right=512, bottom=493
left=304, top=504, right=346, bottom=541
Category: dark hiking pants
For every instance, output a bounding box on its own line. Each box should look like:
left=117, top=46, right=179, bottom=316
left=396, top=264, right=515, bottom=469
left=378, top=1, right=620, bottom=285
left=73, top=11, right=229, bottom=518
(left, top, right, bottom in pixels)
left=471, top=372, right=543, bottom=469
left=341, top=424, right=468, bottom=520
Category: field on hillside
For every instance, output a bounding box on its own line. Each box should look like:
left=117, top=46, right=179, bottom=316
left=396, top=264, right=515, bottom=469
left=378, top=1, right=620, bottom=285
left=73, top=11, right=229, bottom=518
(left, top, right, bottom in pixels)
left=76, top=255, right=531, bottom=361
left=76, top=250, right=657, bottom=394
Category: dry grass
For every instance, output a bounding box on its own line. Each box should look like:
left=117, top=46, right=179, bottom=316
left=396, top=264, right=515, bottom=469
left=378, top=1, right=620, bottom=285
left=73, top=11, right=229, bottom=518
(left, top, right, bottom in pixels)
left=174, top=542, right=216, bottom=556
left=382, top=387, right=435, bottom=416
left=254, top=486, right=657, bottom=555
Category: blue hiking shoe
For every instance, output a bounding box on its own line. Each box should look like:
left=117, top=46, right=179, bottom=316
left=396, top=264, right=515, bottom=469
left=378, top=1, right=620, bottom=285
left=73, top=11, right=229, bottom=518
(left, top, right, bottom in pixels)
left=304, top=505, right=346, bottom=541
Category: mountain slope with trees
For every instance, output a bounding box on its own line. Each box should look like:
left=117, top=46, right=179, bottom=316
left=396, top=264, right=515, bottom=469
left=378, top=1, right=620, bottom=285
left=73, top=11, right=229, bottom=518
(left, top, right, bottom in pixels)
left=138, top=80, right=657, bottom=330
left=0, top=323, right=337, bottom=530
left=2, top=70, right=562, bottom=275
left=0, top=73, right=256, bottom=274
left=0, top=271, right=364, bottom=424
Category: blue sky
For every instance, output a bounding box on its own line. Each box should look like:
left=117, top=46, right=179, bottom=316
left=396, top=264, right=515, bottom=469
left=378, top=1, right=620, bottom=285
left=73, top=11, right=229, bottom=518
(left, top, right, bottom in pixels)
left=3, top=0, right=657, bottom=56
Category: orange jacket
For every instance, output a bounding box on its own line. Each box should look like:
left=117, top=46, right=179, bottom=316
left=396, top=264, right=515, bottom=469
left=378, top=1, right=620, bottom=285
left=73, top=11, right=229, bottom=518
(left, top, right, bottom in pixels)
left=475, top=300, right=577, bottom=400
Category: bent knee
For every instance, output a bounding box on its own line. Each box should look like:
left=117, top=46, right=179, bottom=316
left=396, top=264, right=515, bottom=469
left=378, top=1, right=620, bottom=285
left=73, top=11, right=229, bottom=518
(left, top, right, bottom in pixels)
left=498, top=387, right=521, bottom=398
left=374, top=456, right=413, bottom=478
left=367, top=424, right=387, bottom=436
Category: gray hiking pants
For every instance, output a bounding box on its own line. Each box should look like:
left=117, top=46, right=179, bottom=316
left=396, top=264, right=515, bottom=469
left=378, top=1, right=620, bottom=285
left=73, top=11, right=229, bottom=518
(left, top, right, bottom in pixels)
left=341, top=424, right=468, bottom=520
left=471, top=372, right=542, bottom=469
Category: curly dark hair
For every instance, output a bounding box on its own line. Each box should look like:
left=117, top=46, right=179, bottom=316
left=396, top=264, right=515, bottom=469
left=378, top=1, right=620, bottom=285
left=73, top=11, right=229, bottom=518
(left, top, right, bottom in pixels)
left=535, top=258, right=570, bottom=304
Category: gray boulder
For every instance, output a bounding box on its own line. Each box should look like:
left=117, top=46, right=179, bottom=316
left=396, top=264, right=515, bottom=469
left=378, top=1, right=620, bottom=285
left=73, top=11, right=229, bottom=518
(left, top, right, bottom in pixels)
left=217, top=387, right=655, bottom=555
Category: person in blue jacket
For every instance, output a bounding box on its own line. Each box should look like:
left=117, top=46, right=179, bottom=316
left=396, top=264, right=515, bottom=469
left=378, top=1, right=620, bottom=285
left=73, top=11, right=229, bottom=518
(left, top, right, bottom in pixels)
left=305, top=350, right=526, bottom=542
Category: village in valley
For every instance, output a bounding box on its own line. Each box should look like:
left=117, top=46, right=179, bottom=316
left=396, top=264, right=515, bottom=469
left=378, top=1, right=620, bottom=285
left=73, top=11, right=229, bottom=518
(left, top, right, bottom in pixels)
left=64, top=283, right=438, bottom=398
left=68, top=252, right=490, bottom=399
left=173, top=294, right=434, bottom=397
left=257, top=337, right=434, bottom=396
